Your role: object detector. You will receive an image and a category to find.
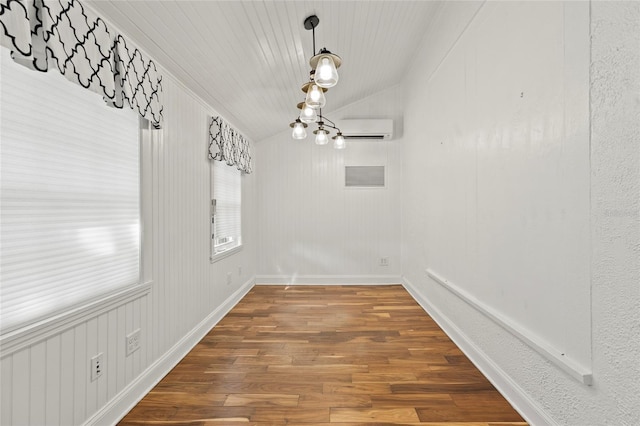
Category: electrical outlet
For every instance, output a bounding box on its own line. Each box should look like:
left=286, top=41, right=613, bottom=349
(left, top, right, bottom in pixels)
left=227, top=272, right=233, bottom=285
left=90, top=353, right=103, bottom=381
left=126, top=328, right=141, bottom=356
left=379, top=257, right=389, bottom=266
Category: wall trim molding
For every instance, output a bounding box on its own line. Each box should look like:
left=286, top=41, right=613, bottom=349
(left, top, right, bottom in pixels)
left=425, top=268, right=592, bottom=385
left=83, top=276, right=255, bottom=426
left=1, top=283, right=152, bottom=357
left=402, top=276, right=558, bottom=426
left=255, top=275, right=402, bottom=285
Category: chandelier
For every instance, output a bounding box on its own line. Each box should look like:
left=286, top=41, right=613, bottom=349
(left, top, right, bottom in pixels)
left=289, top=15, right=345, bottom=150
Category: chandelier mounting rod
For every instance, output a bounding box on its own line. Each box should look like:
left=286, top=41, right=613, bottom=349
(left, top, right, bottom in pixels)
left=304, top=15, right=319, bottom=55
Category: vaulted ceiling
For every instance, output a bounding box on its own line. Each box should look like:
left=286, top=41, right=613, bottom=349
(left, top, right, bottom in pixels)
left=87, top=1, right=441, bottom=142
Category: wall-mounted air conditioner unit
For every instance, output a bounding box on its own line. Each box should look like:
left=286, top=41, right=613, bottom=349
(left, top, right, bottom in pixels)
left=339, top=119, right=393, bottom=140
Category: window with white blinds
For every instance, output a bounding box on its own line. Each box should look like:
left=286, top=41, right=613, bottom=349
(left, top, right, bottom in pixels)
left=211, top=160, right=242, bottom=258
left=0, top=48, right=141, bottom=334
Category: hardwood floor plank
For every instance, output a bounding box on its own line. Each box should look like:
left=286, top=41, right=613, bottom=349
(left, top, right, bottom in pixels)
left=417, top=405, right=526, bottom=423
left=292, top=354, right=390, bottom=365
left=161, top=372, right=246, bottom=383
left=330, top=407, right=421, bottom=422
left=250, top=407, right=330, bottom=423
left=119, top=285, right=526, bottom=425
left=233, top=355, right=293, bottom=365
left=351, top=372, right=418, bottom=382
left=391, top=382, right=497, bottom=393
left=149, top=383, right=213, bottom=394
left=243, top=372, right=354, bottom=383
left=323, top=382, right=392, bottom=395
left=187, top=348, right=260, bottom=357
left=203, top=364, right=268, bottom=374
left=120, top=406, right=255, bottom=422
left=370, top=393, right=455, bottom=408
left=135, top=393, right=227, bottom=407
left=207, top=381, right=322, bottom=395
left=266, top=364, right=370, bottom=374
left=224, top=393, right=299, bottom=407
left=297, top=393, right=372, bottom=409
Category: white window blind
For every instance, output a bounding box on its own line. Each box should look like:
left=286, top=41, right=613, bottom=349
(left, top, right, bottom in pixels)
left=0, top=48, right=140, bottom=334
left=211, top=160, right=241, bottom=255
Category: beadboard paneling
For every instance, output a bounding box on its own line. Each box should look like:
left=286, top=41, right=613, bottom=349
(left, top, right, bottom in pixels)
left=87, top=1, right=439, bottom=142
left=0, top=62, right=258, bottom=426
left=256, top=86, right=402, bottom=282
left=0, top=293, right=152, bottom=425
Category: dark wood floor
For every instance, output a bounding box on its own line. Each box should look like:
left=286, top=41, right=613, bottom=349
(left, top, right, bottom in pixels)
left=119, top=285, right=527, bottom=425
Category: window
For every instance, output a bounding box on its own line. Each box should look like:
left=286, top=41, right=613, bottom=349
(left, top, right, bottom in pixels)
left=0, top=48, right=141, bottom=334
left=210, top=160, right=242, bottom=260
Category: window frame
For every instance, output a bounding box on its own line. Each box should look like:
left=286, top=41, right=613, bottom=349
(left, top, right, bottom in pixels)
left=209, top=160, right=243, bottom=263
left=0, top=48, right=153, bottom=356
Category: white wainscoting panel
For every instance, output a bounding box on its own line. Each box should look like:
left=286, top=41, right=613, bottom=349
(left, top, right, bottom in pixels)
left=1, top=292, right=150, bottom=425
left=84, top=277, right=255, bottom=426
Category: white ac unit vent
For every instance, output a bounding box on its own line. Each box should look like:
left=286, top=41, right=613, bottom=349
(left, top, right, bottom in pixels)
left=339, top=119, right=393, bottom=140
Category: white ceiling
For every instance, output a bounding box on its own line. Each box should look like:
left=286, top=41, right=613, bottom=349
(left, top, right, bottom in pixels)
left=87, top=1, right=442, bottom=141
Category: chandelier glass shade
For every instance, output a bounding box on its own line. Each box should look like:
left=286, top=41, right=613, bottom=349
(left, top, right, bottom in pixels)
left=299, top=103, right=317, bottom=123
left=310, top=48, right=341, bottom=88
left=313, top=126, right=329, bottom=145
left=333, top=132, right=346, bottom=149
left=315, top=57, right=338, bottom=87
left=289, top=15, right=344, bottom=149
left=290, top=118, right=308, bottom=139
left=305, top=82, right=326, bottom=109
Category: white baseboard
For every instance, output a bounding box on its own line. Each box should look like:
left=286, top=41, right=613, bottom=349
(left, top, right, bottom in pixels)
left=255, top=274, right=402, bottom=285
left=83, top=276, right=255, bottom=426
left=402, top=276, right=557, bottom=426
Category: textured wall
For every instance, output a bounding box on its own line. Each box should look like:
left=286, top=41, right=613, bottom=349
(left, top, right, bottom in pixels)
left=255, top=87, right=403, bottom=283
left=0, top=59, right=258, bottom=425
left=401, top=1, right=639, bottom=425
left=589, top=1, right=640, bottom=423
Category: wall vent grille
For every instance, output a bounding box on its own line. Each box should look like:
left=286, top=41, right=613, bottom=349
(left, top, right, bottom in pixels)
left=345, top=166, right=385, bottom=187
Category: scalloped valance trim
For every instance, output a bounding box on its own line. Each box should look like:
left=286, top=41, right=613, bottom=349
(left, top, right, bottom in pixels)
left=208, top=116, right=252, bottom=174
left=0, top=0, right=163, bottom=128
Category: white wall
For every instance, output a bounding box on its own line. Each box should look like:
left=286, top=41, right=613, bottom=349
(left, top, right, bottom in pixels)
left=255, top=87, right=403, bottom=284
left=401, top=1, right=639, bottom=425
left=3, top=2, right=638, bottom=425
left=0, top=52, right=258, bottom=425
left=404, top=0, right=592, bottom=372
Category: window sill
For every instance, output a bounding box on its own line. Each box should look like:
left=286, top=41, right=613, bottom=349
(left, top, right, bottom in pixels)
left=210, top=245, right=243, bottom=263
left=0, top=282, right=152, bottom=357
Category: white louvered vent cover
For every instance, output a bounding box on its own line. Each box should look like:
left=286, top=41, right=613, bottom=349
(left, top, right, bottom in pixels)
left=345, top=166, right=385, bottom=187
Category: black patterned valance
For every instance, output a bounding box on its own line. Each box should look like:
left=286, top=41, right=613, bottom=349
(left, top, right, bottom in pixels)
left=0, top=0, right=163, bottom=128
left=209, top=116, right=252, bottom=174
